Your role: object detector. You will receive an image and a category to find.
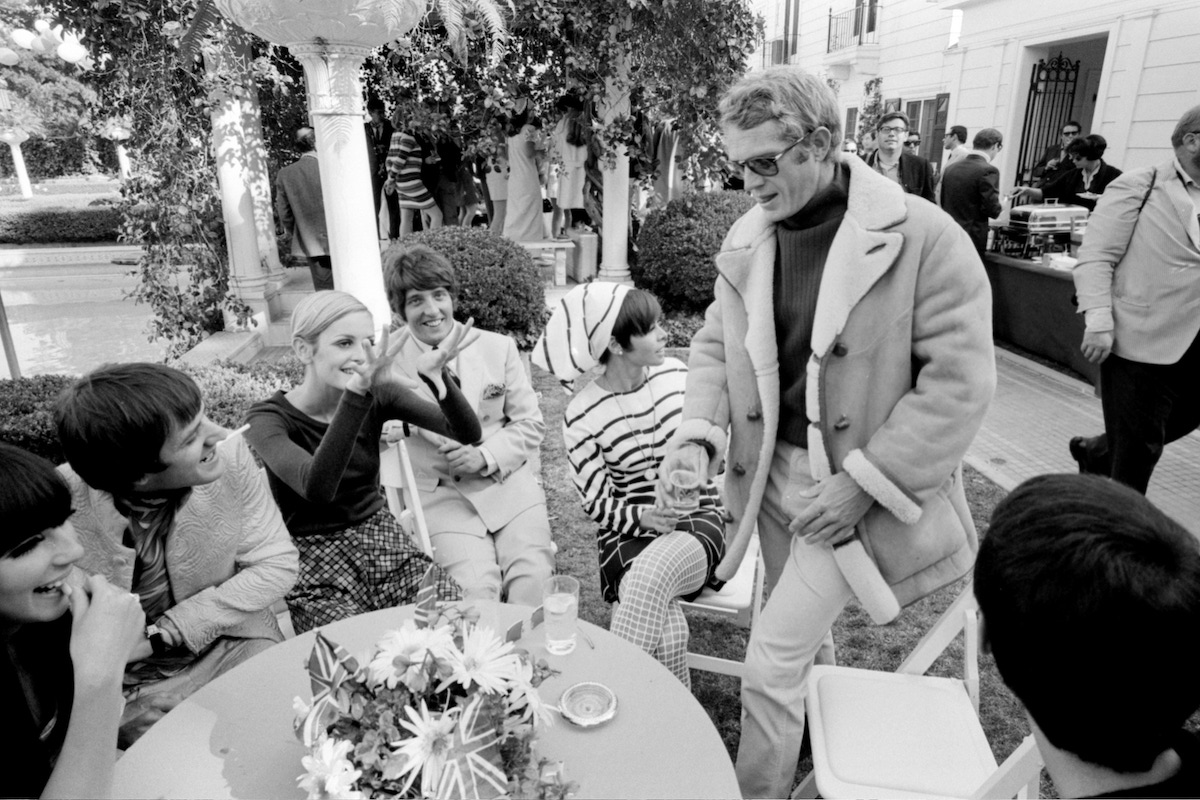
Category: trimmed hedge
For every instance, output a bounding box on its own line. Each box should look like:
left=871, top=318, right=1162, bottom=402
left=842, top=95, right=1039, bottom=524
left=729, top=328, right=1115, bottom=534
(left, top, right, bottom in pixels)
left=0, top=374, right=76, bottom=463
left=0, top=360, right=303, bottom=465
left=0, top=201, right=122, bottom=244
left=405, top=227, right=549, bottom=351
left=632, top=190, right=755, bottom=315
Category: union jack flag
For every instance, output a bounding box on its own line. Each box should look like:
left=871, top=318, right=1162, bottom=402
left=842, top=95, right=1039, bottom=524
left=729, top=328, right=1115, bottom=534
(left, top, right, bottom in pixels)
left=414, top=565, right=438, bottom=629
left=298, top=632, right=362, bottom=746
left=436, top=696, right=508, bottom=799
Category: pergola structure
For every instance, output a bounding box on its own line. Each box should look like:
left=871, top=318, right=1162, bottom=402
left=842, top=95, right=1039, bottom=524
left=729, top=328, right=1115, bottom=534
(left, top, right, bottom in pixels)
left=210, top=0, right=633, bottom=341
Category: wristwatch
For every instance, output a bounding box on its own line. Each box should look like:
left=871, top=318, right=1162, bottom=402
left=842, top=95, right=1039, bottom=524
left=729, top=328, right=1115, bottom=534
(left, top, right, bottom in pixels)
left=146, top=623, right=173, bottom=656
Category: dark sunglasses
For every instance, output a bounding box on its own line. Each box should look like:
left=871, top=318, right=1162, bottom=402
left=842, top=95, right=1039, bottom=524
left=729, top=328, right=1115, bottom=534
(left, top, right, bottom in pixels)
left=727, top=132, right=812, bottom=178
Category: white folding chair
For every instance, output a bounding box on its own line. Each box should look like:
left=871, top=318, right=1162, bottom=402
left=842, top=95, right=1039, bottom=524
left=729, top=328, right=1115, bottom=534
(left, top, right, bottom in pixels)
left=379, top=439, right=434, bottom=557
left=792, top=583, right=1044, bottom=800
left=680, top=532, right=766, bottom=678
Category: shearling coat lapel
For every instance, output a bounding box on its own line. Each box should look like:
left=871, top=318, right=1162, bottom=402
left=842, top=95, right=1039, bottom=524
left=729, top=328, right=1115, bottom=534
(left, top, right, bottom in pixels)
left=811, top=159, right=908, bottom=356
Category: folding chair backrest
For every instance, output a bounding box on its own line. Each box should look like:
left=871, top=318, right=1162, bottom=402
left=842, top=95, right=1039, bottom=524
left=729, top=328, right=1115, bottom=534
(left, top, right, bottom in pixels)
left=379, top=440, right=433, bottom=557
left=897, top=585, right=981, bottom=712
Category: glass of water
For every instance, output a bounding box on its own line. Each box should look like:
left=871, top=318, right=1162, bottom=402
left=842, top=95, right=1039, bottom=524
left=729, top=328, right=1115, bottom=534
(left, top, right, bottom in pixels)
left=543, top=575, right=580, bottom=655
left=666, top=446, right=704, bottom=513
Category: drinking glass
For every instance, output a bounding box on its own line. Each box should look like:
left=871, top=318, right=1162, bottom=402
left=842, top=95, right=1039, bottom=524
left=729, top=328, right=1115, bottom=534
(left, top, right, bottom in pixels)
left=666, top=446, right=704, bottom=513
left=543, top=575, right=580, bottom=655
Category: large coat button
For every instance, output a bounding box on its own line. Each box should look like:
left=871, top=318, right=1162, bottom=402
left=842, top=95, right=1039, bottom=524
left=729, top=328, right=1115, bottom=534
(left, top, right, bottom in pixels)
left=732, top=463, right=747, bottom=476
left=832, top=342, right=848, bottom=357
left=834, top=415, right=851, bottom=430
left=746, top=410, right=762, bottom=421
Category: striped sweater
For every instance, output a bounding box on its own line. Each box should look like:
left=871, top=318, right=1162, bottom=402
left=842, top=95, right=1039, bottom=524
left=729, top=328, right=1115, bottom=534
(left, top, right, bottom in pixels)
left=563, top=358, right=724, bottom=601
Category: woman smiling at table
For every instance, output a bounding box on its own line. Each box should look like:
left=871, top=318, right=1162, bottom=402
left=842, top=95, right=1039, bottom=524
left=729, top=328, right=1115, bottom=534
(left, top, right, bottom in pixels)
left=1, top=443, right=144, bottom=799
left=537, top=284, right=726, bottom=687
left=244, top=291, right=481, bottom=634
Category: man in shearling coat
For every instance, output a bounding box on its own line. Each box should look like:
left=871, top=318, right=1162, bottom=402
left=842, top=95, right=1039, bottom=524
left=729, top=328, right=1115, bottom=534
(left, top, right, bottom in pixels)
left=661, top=67, right=996, bottom=798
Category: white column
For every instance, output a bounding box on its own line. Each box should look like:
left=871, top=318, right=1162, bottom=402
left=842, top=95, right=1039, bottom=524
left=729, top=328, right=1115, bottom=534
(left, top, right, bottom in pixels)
left=599, top=49, right=632, bottom=284
left=1, top=129, right=32, bottom=199
left=292, top=43, right=390, bottom=328
left=210, top=77, right=270, bottom=332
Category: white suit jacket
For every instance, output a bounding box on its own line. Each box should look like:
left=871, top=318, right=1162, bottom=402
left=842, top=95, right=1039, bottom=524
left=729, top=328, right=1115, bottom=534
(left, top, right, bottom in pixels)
left=394, top=326, right=547, bottom=536
left=1074, top=159, right=1200, bottom=364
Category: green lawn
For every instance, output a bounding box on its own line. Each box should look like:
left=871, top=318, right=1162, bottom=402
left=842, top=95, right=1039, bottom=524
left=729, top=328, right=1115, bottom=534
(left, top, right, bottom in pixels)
left=531, top=358, right=1041, bottom=794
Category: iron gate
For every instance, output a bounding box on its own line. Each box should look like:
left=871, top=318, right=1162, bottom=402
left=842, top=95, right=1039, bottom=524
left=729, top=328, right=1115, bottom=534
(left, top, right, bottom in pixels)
left=1015, top=53, right=1080, bottom=186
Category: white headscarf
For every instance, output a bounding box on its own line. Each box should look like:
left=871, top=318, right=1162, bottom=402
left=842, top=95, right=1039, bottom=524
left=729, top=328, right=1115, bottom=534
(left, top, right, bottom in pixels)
left=533, top=282, right=631, bottom=389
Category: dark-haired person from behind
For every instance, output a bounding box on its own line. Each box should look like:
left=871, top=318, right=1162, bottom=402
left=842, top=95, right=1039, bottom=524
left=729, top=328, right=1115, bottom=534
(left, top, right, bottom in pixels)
left=2, top=443, right=145, bottom=799
left=975, top=473, right=1200, bottom=798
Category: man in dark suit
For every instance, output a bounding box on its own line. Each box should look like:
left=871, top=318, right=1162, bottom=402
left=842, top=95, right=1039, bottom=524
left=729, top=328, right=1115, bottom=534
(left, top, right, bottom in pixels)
left=940, top=128, right=1004, bottom=255
left=275, top=126, right=333, bottom=290
left=865, top=111, right=935, bottom=202
left=1031, top=120, right=1082, bottom=187
left=365, top=98, right=399, bottom=241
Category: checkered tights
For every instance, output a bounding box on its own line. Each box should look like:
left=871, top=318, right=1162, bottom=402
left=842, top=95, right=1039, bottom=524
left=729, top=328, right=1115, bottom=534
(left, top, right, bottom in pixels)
left=610, top=531, right=708, bottom=688
left=287, top=507, right=462, bottom=633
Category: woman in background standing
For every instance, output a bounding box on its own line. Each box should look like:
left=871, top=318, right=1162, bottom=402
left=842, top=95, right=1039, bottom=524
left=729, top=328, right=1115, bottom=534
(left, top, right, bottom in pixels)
left=503, top=99, right=547, bottom=243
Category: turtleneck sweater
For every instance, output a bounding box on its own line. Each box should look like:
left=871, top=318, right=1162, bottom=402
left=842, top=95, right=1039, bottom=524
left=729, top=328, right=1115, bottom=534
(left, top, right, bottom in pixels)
left=774, top=162, right=850, bottom=447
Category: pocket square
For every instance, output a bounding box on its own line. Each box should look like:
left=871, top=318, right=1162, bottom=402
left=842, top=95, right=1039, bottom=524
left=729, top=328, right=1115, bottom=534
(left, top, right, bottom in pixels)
left=482, top=382, right=506, bottom=399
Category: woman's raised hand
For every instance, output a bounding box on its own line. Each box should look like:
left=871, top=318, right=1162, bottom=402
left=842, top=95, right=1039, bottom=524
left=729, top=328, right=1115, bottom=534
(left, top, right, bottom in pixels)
left=414, top=317, right=478, bottom=379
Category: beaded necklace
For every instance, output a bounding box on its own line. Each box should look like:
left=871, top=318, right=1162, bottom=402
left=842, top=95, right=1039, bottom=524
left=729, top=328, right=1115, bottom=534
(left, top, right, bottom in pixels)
left=605, top=366, right=659, bottom=482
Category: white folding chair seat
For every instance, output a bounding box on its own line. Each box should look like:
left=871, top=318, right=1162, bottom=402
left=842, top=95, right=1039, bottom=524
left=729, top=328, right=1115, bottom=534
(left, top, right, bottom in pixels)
left=379, top=439, right=434, bottom=557
left=681, top=532, right=765, bottom=677
left=794, top=585, right=1044, bottom=800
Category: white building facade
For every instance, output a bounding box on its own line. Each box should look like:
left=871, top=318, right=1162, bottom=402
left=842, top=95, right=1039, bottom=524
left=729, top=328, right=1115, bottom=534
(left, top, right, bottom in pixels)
left=751, top=0, right=1200, bottom=186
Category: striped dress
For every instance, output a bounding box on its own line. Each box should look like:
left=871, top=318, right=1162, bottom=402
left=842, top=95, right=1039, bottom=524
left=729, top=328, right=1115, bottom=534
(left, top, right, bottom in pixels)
left=563, top=358, right=726, bottom=604
left=384, top=131, right=435, bottom=210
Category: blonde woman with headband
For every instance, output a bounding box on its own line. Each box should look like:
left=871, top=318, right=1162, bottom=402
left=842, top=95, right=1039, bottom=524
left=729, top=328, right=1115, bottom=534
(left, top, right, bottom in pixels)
left=536, top=283, right=726, bottom=687
left=244, top=290, right=481, bottom=633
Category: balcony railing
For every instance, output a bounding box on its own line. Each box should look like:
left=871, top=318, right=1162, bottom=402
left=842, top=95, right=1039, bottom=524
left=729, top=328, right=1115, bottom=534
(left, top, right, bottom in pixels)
left=827, top=5, right=879, bottom=53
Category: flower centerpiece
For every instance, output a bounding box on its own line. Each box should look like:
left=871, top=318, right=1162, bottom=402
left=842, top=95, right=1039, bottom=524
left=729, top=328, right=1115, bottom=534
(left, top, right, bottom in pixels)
left=294, top=572, right=575, bottom=800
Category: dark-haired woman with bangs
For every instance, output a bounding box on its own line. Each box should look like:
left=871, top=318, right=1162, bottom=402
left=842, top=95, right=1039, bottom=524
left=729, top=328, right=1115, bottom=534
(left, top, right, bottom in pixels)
left=1, top=443, right=144, bottom=799
left=541, top=284, right=727, bottom=688
left=1014, top=134, right=1123, bottom=211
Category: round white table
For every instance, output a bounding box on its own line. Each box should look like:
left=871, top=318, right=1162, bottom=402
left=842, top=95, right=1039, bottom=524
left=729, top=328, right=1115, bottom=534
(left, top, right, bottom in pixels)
left=112, top=601, right=739, bottom=799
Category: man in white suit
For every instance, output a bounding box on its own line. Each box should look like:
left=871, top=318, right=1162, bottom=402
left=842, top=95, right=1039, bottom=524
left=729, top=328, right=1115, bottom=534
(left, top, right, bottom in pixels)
left=1071, top=104, right=1200, bottom=493
left=382, top=245, right=554, bottom=606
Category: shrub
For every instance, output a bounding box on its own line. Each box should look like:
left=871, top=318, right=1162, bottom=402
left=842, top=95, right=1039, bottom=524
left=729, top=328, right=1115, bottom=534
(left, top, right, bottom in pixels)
left=0, top=361, right=304, bottom=465
left=661, top=311, right=706, bottom=348
left=0, top=204, right=122, bottom=243
left=632, top=190, right=755, bottom=315
left=176, top=360, right=303, bottom=429
left=0, top=374, right=76, bottom=463
left=405, top=227, right=549, bottom=351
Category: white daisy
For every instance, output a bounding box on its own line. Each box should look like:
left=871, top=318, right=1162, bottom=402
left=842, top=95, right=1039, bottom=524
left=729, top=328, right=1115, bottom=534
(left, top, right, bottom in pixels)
left=297, top=737, right=363, bottom=799
left=505, top=655, right=555, bottom=727
left=367, top=620, right=454, bottom=691
left=392, top=701, right=459, bottom=796
left=437, top=623, right=519, bottom=695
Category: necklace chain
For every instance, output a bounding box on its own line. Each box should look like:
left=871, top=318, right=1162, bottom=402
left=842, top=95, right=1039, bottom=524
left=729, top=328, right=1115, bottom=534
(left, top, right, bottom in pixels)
left=608, top=367, right=658, bottom=481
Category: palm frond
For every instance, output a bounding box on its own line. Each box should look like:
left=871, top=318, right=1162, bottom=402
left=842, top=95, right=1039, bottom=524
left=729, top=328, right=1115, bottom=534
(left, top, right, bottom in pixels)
left=434, top=0, right=468, bottom=64
left=470, top=0, right=510, bottom=66
left=179, top=0, right=223, bottom=66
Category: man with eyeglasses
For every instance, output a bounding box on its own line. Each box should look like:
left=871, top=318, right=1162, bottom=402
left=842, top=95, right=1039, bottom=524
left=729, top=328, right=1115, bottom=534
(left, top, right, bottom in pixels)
left=865, top=111, right=936, bottom=202
left=1068, top=105, right=1200, bottom=494
left=943, top=124, right=970, bottom=167
left=658, top=66, right=995, bottom=798
left=1033, top=120, right=1083, bottom=187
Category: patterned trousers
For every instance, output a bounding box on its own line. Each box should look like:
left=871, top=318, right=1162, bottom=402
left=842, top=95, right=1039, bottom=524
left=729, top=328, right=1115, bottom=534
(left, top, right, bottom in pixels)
left=610, top=531, right=708, bottom=688
left=287, top=507, right=462, bottom=633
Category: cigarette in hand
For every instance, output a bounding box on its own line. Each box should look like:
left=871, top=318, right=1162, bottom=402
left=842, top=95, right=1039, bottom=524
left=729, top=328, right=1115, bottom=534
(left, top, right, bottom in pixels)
left=218, top=423, right=251, bottom=448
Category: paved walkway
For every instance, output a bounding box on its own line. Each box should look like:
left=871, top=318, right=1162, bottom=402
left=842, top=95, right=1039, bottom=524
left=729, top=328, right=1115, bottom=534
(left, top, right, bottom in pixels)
left=968, top=347, right=1200, bottom=534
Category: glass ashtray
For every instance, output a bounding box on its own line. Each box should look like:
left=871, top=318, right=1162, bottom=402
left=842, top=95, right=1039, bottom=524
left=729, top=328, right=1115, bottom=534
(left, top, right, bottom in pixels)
left=558, top=682, right=617, bottom=728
